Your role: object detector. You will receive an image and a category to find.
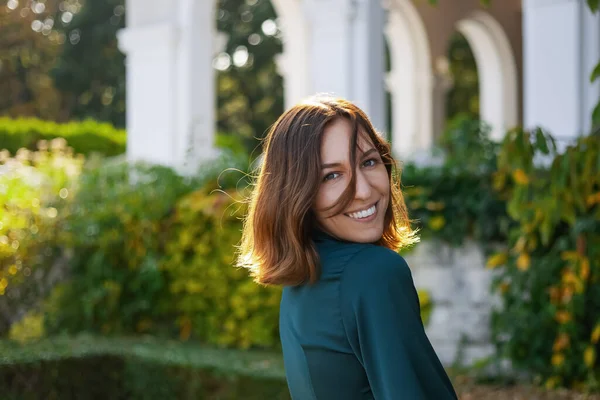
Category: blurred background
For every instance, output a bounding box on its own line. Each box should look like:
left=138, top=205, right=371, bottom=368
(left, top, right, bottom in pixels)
left=1, top=0, right=599, bottom=398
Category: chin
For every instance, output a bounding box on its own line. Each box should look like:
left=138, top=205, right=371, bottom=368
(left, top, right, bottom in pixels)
left=337, top=226, right=384, bottom=244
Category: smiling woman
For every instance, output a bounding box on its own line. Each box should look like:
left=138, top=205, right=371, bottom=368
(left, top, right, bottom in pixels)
left=236, top=95, right=457, bottom=399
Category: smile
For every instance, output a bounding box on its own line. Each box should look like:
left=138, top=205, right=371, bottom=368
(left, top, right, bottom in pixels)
left=346, top=202, right=378, bottom=220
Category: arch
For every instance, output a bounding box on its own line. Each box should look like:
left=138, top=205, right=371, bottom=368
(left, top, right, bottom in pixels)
left=456, top=11, right=518, bottom=140
left=385, top=0, right=433, bottom=158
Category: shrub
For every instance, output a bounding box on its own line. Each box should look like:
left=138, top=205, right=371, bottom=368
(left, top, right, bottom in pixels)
left=44, top=161, right=198, bottom=336
left=161, top=188, right=282, bottom=349
left=0, top=140, right=83, bottom=335
left=402, top=117, right=510, bottom=249
left=489, top=128, right=600, bottom=390
left=0, top=117, right=127, bottom=157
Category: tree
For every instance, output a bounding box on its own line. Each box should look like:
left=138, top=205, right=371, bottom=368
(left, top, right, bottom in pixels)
left=445, top=31, right=479, bottom=124
left=51, top=0, right=125, bottom=127
left=215, top=0, right=284, bottom=155
left=0, top=0, right=69, bottom=120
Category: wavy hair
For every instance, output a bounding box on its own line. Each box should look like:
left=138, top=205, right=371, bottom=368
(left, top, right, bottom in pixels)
left=237, top=95, right=418, bottom=286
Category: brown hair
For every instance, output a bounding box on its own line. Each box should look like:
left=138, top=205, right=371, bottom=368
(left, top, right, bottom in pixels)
left=236, top=95, right=418, bottom=286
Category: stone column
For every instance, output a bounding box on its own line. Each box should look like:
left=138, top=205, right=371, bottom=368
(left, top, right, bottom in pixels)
left=303, top=0, right=387, bottom=131
left=523, top=0, right=600, bottom=142
left=118, top=0, right=217, bottom=174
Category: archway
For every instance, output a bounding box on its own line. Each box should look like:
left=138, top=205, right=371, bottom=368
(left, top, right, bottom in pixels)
left=456, top=11, right=518, bottom=140
left=445, top=30, right=480, bottom=124
left=385, top=0, right=433, bottom=158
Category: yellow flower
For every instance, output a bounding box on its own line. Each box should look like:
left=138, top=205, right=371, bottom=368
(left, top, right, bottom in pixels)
left=580, top=258, right=590, bottom=281
left=486, top=253, right=507, bottom=269
left=585, top=192, right=600, bottom=207
left=591, top=324, right=600, bottom=344
left=555, top=311, right=571, bottom=324
left=428, top=215, right=446, bottom=231
left=512, top=169, right=529, bottom=185
left=553, top=333, right=570, bottom=352
left=584, top=346, right=596, bottom=368
left=551, top=353, right=565, bottom=367
left=516, top=253, right=530, bottom=271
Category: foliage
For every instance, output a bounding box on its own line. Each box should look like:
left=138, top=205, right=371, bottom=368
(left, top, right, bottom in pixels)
left=0, top=116, right=126, bottom=156
left=446, top=32, right=480, bottom=122
left=44, top=161, right=198, bottom=336
left=489, top=128, right=600, bottom=390
left=51, top=0, right=125, bottom=127
left=0, top=140, right=83, bottom=335
left=0, top=0, right=73, bottom=120
left=402, top=117, right=510, bottom=248
left=216, top=0, right=284, bottom=154
left=0, top=335, right=289, bottom=400
left=161, top=188, right=282, bottom=349
left=7, top=310, right=44, bottom=344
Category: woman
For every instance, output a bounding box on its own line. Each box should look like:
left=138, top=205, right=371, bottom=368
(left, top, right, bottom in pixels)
left=237, top=96, right=457, bottom=399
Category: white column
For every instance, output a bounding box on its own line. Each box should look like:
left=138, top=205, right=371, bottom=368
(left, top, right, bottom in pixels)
left=351, top=0, right=386, bottom=132
left=174, top=0, right=218, bottom=174
left=523, top=0, right=600, bottom=141
left=118, top=0, right=217, bottom=174
left=303, top=0, right=387, bottom=131
left=272, top=0, right=311, bottom=109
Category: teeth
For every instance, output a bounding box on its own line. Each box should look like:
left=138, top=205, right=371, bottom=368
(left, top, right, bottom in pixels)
left=348, top=205, right=376, bottom=220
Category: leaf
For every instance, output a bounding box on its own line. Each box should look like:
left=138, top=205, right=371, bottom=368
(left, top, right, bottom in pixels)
left=590, top=62, right=600, bottom=83
left=535, top=128, right=550, bottom=154
left=592, top=102, right=600, bottom=130
left=588, top=0, right=599, bottom=13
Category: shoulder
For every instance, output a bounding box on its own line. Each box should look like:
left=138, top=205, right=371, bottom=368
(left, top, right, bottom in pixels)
left=342, top=244, right=413, bottom=294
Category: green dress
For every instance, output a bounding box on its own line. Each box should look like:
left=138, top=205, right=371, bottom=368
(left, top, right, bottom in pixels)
left=279, top=230, right=458, bottom=400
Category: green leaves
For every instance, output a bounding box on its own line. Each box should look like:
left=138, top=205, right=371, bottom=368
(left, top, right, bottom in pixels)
left=588, top=0, right=599, bottom=13
left=491, top=127, right=600, bottom=390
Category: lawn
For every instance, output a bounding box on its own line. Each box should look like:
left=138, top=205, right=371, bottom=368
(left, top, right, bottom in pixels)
left=1, top=335, right=598, bottom=399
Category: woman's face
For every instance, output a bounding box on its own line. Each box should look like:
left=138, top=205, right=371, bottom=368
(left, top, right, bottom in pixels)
left=313, top=118, right=390, bottom=243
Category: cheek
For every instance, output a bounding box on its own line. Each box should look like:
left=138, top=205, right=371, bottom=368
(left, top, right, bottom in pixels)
left=314, top=182, right=344, bottom=216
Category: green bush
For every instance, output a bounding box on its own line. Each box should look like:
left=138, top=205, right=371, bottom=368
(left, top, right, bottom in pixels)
left=161, top=188, right=282, bottom=349
left=489, top=128, right=600, bottom=390
left=0, top=117, right=126, bottom=157
left=402, top=117, right=510, bottom=249
left=44, top=161, right=198, bottom=336
left=0, top=141, right=83, bottom=335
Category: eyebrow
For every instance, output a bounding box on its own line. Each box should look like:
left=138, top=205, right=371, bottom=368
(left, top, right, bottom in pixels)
left=321, top=148, right=378, bottom=169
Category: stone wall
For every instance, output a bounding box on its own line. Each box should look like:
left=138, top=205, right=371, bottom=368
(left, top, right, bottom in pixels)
left=404, top=239, right=498, bottom=367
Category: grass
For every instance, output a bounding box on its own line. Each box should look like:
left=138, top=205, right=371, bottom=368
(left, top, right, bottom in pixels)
left=0, top=334, right=285, bottom=380
left=1, top=335, right=599, bottom=399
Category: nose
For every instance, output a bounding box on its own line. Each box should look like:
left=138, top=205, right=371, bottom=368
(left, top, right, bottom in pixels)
left=354, top=169, right=372, bottom=200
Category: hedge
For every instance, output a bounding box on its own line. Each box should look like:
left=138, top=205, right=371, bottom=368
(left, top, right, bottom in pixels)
left=0, top=335, right=289, bottom=400
left=0, top=117, right=126, bottom=157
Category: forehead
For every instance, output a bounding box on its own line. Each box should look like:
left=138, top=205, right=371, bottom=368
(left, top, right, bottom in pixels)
left=320, top=118, right=374, bottom=162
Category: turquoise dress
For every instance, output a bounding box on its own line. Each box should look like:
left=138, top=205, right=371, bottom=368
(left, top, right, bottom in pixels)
left=279, top=230, right=458, bottom=400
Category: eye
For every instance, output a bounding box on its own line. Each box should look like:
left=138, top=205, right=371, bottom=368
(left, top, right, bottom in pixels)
left=362, top=158, right=377, bottom=168
left=323, top=172, right=340, bottom=182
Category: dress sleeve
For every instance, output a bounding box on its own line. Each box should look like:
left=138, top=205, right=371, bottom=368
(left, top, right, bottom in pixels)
left=340, top=246, right=458, bottom=400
